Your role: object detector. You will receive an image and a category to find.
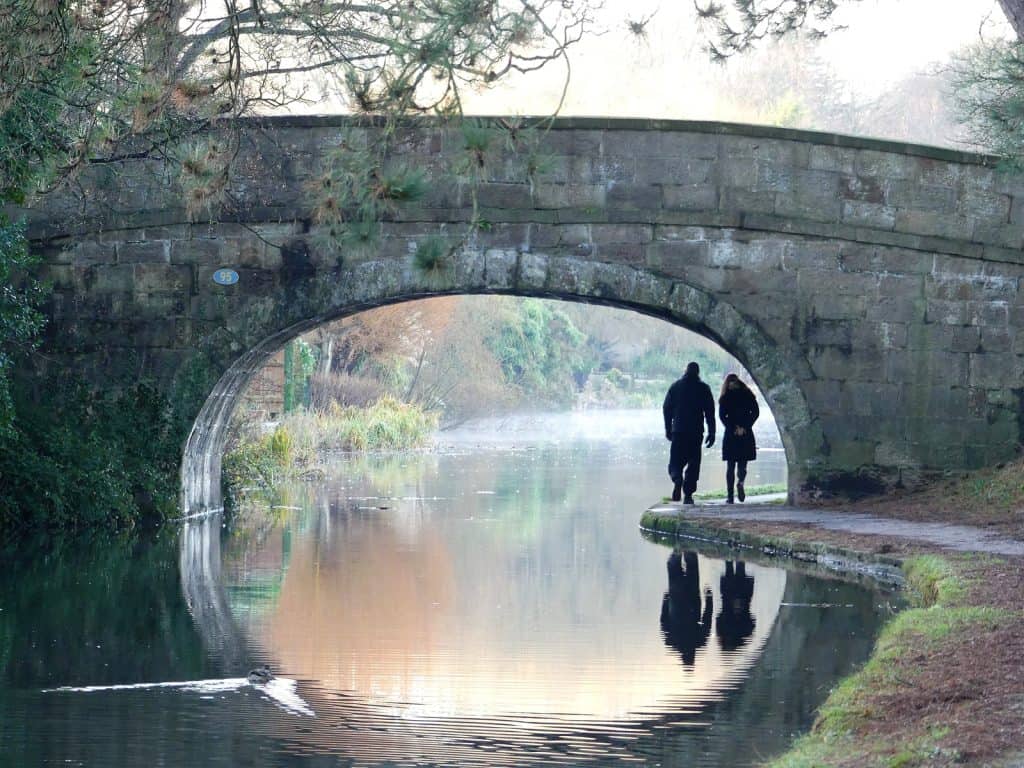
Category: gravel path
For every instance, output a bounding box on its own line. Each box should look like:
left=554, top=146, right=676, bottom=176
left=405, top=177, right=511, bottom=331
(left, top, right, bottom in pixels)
left=647, top=500, right=1024, bottom=557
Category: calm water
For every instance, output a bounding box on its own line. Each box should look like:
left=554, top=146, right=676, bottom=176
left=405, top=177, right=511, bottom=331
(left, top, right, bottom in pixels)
left=0, top=411, right=894, bottom=767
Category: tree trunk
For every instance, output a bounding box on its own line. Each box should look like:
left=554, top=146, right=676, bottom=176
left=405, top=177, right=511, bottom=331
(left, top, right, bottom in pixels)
left=998, top=0, right=1024, bottom=40
left=320, top=336, right=333, bottom=374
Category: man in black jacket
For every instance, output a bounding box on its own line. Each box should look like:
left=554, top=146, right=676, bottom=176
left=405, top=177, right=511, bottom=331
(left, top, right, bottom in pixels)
left=662, top=362, right=716, bottom=504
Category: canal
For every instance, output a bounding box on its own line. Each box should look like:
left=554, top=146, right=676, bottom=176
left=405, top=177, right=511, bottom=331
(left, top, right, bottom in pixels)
left=0, top=411, right=895, bottom=766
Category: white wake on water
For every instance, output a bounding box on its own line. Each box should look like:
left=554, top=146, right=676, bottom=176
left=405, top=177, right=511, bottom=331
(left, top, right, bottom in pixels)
left=43, top=677, right=315, bottom=717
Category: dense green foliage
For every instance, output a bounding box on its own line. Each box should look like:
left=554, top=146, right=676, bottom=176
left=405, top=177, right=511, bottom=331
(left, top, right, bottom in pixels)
left=0, top=379, right=180, bottom=531
left=0, top=219, right=45, bottom=436
left=283, top=338, right=318, bottom=412
left=954, top=40, right=1024, bottom=166
left=486, top=298, right=599, bottom=407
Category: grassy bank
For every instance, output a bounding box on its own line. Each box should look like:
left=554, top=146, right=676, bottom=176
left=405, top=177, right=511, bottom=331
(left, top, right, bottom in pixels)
left=224, top=396, right=437, bottom=492
left=768, top=553, right=1020, bottom=767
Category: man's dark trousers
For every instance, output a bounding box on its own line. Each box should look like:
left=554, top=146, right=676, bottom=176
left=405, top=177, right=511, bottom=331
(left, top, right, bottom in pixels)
left=669, top=432, right=703, bottom=497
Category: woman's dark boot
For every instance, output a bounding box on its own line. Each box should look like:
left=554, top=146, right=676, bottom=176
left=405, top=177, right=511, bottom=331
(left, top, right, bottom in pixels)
left=671, top=482, right=682, bottom=502
left=726, top=478, right=734, bottom=504
left=737, top=482, right=745, bottom=502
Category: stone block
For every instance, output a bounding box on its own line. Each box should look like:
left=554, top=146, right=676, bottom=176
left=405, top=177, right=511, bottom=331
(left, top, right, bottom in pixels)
left=959, top=188, right=1011, bottom=225
left=928, top=274, right=1016, bottom=303
left=606, top=183, right=661, bottom=210
left=855, top=150, right=918, bottom=180
left=655, top=225, right=723, bottom=241
left=801, top=379, right=843, bottom=413
left=132, top=292, right=188, bottom=319
left=117, top=240, right=169, bottom=264
left=829, top=271, right=881, bottom=296
left=589, top=224, right=652, bottom=245
left=728, top=137, right=810, bottom=167
left=635, top=158, right=714, bottom=185
left=802, top=319, right=852, bottom=348
left=719, top=187, right=776, bottom=215
left=774, top=193, right=842, bottom=223
left=1013, top=329, right=1024, bottom=355
left=530, top=224, right=591, bottom=248
left=904, top=322, right=954, bottom=352
left=479, top=223, right=531, bottom=251
left=752, top=162, right=794, bottom=193
left=952, top=325, right=983, bottom=353
left=597, top=242, right=645, bottom=265
left=851, top=321, right=907, bottom=351
left=133, top=264, right=192, bottom=294
left=169, top=237, right=224, bottom=265
left=475, top=182, right=533, bottom=209
left=90, top=264, right=136, bottom=293
left=665, top=281, right=713, bottom=320
left=969, top=352, right=1024, bottom=388
left=894, top=210, right=973, bottom=240
left=645, top=240, right=709, bottom=272
left=475, top=248, right=512, bottom=290
left=662, top=184, right=718, bottom=211
left=809, top=292, right=866, bottom=320
left=601, top=130, right=658, bottom=158
left=919, top=441, right=968, bottom=469
left=571, top=155, right=636, bottom=184
left=839, top=174, right=886, bottom=204
left=808, top=346, right=884, bottom=381
left=783, top=241, right=843, bottom=271
left=520, top=252, right=552, bottom=290
left=708, top=238, right=785, bottom=270
left=885, top=350, right=969, bottom=386
left=856, top=246, right=932, bottom=275
left=980, top=327, right=1014, bottom=353
left=970, top=300, right=1010, bottom=327
left=886, top=180, right=958, bottom=212
left=808, top=145, right=857, bottom=174
left=924, top=299, right=969, bottom=326
left=719, top=157, right=759, bottom=187
left=842, top=201, right=896, bottom=229
left=658, top=133, right=720, bottom=160
left=533, top=183, right=605, bottom=209
left=829, top=439, right=879, bottom=470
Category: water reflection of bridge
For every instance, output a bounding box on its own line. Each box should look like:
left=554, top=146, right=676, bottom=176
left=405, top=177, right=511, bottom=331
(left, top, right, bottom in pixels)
left=178, top=501, right=885, bottom=766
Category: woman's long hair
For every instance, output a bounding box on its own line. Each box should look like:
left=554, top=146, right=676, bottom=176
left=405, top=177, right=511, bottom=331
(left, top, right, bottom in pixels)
left=719, top=372, right=751, bottom=402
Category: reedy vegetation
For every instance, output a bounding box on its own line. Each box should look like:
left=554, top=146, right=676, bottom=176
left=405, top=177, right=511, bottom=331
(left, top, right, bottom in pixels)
left=224, top=395, right=438, bottom=492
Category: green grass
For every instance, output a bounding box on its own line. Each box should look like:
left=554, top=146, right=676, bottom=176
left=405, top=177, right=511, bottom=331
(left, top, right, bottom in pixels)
left=958, top=457, right=1024, bottom=508
left=657, top=483, right=787, bottom=503
left=224, top=396, right=438, bottom=492
left=766, top=554, right=1015, bottom=768
left=694, top=482, right=787, bottom=501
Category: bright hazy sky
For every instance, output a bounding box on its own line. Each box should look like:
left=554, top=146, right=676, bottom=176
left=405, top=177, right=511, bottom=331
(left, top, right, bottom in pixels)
left=459, top=0, right=1013, bottom=118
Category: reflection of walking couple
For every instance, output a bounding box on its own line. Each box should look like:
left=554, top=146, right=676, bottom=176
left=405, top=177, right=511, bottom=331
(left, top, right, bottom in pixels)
left=660, top=550, right=756, bottom=665
left=663, top=362, right=759, bottom=505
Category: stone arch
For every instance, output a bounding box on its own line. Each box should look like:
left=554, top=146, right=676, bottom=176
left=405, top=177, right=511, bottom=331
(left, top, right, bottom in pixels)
left=179, top=251, right=824, bottom=514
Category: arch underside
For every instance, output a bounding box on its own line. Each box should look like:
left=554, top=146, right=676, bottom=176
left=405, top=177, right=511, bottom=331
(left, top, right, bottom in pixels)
left=180, top=252, right=822, bottom=514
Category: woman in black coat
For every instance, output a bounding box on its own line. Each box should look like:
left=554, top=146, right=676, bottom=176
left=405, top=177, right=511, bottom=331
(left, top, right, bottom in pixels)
left=718, top=373, right=759, bottom=504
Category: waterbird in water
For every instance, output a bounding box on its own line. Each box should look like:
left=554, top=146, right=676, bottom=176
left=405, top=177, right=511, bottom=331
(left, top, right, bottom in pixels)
left=247, top=665, right=273, bottom=685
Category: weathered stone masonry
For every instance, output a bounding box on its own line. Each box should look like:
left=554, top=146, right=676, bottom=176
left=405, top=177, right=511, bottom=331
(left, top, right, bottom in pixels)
left=16, top=116, right=1024, bottom=512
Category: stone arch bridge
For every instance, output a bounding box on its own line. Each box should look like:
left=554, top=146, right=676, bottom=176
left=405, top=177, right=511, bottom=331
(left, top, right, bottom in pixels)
left=18, top=116, right=1024, bottom=513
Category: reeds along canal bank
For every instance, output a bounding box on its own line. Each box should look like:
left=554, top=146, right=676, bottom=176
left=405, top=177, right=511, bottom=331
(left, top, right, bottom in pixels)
left=640, top=504, right=1024, bottom=768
